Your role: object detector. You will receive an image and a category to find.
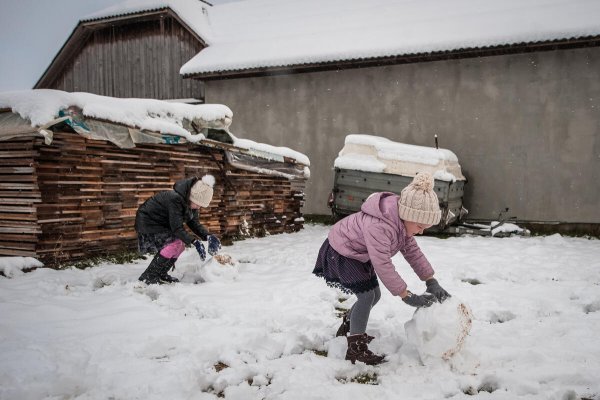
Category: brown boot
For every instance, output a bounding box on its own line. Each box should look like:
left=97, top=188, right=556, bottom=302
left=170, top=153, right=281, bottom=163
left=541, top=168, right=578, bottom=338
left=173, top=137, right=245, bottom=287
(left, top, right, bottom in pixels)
left=345, top=334, right=386, bottom=365
left=336, top=312, right=375, bottom=343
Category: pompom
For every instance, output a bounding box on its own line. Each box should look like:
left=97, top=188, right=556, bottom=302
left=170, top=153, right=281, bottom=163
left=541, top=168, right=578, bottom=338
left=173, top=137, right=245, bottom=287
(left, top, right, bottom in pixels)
left=201, top=174, right=215, bottom=187
left=411, top=172, right=435, bottom=191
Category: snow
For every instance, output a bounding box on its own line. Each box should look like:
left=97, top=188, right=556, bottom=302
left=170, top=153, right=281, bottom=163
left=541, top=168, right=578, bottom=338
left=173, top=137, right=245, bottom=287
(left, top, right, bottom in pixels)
left=491, top=222, right=528, bottom=237
left=76, top=0, right=600, bottom=76
left=232, top=137, right=311, bottom=166
left=0, top=257, right=43, bottom=278
left=179, top=0, right=600, bottom=75
left=1, top=226, right=599, bottom=399
left=334, top=134, right=462, bottom=181
left=84, top=0, right=216, bottom=45
left=334, top=154, right=386, bottom=173
left=0, top=89, right=232, bottom=142
left=466, top=221, right=530, bottom=237
left=342, top=134, right=458, bottom=165
left=405, top=297, right=473, bottom=363
left=0, top=89, right=310, bottom=165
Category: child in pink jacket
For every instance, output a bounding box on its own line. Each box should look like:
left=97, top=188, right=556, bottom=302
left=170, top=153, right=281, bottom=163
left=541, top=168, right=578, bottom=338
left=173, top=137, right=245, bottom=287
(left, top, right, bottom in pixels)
left=313, top=173, right=450, bottom=365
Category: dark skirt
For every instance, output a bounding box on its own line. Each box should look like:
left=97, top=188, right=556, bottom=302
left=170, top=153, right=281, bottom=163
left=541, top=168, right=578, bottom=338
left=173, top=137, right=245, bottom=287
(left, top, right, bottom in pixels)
left=137, top=232, right=180, bottom=255
left=312, top=239, right=379, bottom=295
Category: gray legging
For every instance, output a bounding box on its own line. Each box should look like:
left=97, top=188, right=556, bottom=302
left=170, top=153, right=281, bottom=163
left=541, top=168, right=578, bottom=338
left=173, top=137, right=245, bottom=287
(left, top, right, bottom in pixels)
left=349, top=287, right=381, bottom=335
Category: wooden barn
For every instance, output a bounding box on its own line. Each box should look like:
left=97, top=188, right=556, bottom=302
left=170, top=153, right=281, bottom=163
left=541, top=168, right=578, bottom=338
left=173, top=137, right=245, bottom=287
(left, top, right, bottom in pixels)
left=35, top=1, right=210, bottom=100
left=0, top=90, right=308, bottom=266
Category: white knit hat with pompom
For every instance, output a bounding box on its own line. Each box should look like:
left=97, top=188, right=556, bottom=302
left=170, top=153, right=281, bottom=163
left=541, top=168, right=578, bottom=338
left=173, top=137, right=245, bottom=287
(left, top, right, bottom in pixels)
left=398, top=173, right=441, bottom=225
left=189, top=175, right=215, bottom=207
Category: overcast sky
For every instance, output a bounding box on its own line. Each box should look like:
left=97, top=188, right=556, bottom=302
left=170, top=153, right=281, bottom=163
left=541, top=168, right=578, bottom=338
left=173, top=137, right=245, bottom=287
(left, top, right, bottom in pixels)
left=0, top=0, right=238, bottom=92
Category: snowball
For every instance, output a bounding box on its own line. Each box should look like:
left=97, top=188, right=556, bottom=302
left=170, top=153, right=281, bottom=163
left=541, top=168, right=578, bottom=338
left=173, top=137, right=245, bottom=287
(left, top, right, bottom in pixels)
left=404, top=296, right=473, bottom=363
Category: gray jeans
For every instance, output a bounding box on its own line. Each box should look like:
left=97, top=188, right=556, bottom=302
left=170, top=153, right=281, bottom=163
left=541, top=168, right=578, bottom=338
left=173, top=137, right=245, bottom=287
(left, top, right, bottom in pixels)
left=349, top=287, right=382, bottom=335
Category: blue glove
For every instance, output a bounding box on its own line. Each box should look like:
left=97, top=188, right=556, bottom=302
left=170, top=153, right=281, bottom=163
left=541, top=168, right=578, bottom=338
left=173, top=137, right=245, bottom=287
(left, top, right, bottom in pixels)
left=207, top=235, right=221, bottom=256
left=193, top=240, right=206, bottom=261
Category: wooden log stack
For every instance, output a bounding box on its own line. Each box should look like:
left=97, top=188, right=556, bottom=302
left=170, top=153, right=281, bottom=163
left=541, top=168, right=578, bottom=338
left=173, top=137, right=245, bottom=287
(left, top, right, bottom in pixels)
left=0, top=131, right=306, bottom=266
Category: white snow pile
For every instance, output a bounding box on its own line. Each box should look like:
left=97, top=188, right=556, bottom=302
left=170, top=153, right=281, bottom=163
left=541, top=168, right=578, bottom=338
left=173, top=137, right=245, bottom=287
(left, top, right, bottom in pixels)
left=466, top=221, right=530, bottom=237
left=490, top=221, right=529, bottom=237
left=180, top=253, right=239, bottom=284
left=0, top=89, right=311, bottom=166
left=0, top=257, right=43, bottom=278
left=233, top=137, right=311, bottom=166
left=334, top=134, right=464, bottom=181
left=334, top=153, right=387, bottom=174
left=1, top=226, right=599, bottom=399
left=0, top=89, right=232, bottom=142
left=405, top=297, right=473, bottom=364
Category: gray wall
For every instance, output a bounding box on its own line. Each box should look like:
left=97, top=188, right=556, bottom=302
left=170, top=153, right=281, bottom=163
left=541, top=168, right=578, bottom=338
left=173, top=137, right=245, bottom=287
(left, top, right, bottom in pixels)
left=205, top=47, right=600, bottom=223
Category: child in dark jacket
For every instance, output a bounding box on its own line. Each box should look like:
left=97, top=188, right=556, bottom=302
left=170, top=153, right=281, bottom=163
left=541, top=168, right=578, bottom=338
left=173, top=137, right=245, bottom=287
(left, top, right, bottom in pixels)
left=313, top=173, right=450, bottom=365
left=135, top=175, right=221, bottom=284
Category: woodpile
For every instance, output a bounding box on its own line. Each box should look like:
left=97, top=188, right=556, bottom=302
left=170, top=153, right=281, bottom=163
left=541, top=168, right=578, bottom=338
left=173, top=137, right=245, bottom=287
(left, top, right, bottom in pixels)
left=0, top=131, right=305, bottom=266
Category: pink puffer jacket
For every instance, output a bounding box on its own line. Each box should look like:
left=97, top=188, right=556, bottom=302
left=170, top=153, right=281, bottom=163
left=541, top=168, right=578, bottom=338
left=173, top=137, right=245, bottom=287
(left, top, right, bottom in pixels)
left=328, top=192, right=434, bottom=296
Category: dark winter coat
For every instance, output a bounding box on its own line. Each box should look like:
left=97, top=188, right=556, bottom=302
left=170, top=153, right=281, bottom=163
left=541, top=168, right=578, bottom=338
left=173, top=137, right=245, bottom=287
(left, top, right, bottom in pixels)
left=134, top=177, right=209, bottom=245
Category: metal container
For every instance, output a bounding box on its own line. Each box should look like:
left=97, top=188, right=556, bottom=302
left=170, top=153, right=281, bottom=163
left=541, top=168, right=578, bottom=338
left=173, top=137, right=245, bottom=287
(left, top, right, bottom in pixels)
left=329, top=135, right=467, bottom=229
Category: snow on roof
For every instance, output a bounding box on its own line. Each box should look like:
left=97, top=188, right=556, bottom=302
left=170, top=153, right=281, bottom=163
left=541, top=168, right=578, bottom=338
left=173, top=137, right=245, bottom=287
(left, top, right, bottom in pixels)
left=83, top=0, right=215, bottom=44
left=0, top=89, right=310, bottom=165
left=74, top=0, right=600, bottom=76
left=180, top=0, right=600, bottom=75
left=0, top=89, right=231, bottom=141
left=335, top=134, right=464, bottom=181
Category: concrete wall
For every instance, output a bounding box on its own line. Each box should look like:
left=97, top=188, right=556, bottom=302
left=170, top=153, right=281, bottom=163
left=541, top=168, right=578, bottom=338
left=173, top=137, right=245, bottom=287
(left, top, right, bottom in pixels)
left=205, top=47, right=600, bottom=223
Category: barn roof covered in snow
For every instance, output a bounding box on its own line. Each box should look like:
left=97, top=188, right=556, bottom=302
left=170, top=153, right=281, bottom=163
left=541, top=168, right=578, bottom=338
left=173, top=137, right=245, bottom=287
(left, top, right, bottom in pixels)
left=180, top=0, right=600, bottom=77
left=47, top=0, right=600, bottom=77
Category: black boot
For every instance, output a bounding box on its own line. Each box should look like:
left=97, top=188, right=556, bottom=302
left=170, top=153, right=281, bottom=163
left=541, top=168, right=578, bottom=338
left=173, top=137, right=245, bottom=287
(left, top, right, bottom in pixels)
left=139, top=253, right=177, bottom=284
left=345, top=334, right=386, bottom=366
left=336, top=311, right=374, bottom=343
left=158, top=258, right=179, bottom=283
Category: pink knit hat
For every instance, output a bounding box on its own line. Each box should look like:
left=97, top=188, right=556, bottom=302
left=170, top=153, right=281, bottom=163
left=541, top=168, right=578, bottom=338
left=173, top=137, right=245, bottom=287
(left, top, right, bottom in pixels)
left=398, top=173, right=441, bottom=225
left=190, top=175, right=215, bottom=207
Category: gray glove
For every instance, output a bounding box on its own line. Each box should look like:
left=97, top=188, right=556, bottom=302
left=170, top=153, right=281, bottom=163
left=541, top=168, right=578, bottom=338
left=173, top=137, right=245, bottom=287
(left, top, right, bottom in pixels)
left=402, top=292, right=437, bottom=308
left=425, top=278, right=451, bottom=302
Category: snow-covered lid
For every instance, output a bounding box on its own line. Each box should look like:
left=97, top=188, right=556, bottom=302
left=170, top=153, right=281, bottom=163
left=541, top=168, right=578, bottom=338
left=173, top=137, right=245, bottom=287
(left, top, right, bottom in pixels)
left=180, top=0, right=600, bottom=75
left=334, top=134, right=465, bottom=182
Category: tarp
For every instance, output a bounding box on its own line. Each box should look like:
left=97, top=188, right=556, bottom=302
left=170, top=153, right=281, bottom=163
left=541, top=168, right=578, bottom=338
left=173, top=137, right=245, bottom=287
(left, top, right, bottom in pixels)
left=0, top=110, right=307, bottom=180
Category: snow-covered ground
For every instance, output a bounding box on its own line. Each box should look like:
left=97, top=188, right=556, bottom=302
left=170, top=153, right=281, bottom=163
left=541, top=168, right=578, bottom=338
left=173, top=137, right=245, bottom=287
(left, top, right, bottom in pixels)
left=1, top=225, right=599, bottom=400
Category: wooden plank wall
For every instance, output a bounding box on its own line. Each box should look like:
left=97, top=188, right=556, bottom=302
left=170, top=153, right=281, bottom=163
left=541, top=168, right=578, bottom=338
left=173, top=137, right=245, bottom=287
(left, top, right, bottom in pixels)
left=42, top=16, right=205, bottom=100
left=0, top=132, right=305, bottom=266
left=0, top=137, right=41, bottom=257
